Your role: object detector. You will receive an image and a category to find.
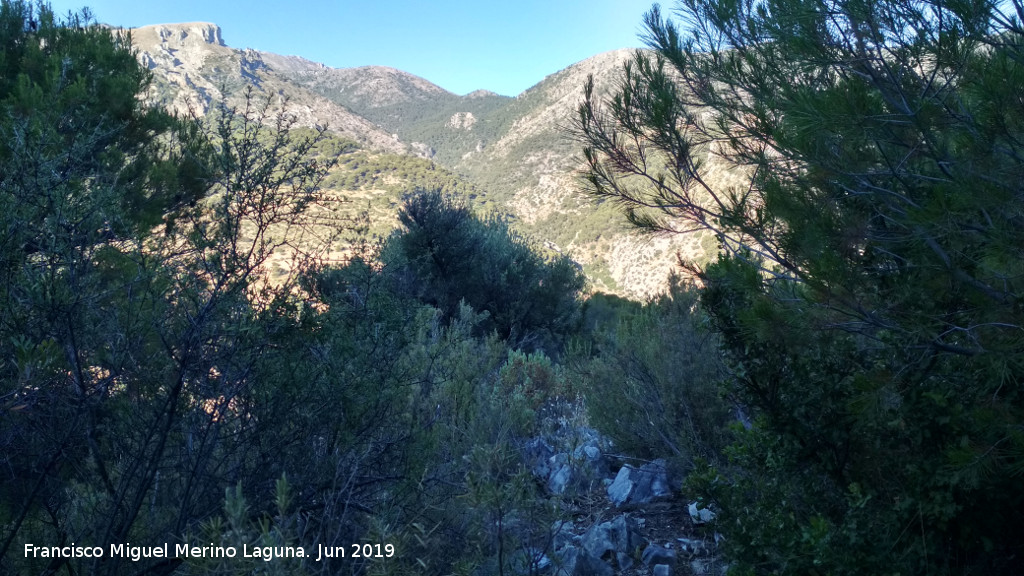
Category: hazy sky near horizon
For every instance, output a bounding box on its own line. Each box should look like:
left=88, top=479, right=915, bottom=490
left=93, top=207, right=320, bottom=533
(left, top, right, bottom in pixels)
left=44, top=0, right=657, bottom=96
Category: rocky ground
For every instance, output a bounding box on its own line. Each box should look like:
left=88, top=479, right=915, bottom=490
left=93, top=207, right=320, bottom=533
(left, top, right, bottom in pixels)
left=517, top=418, right=727, bottom=576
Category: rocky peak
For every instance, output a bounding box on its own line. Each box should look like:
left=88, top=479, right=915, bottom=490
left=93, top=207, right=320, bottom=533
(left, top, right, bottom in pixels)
left=240, top=48, right=267, bottom=73
left=130, top=22, right=229, bottom=77
left=144, top=22, right=225, bottom=48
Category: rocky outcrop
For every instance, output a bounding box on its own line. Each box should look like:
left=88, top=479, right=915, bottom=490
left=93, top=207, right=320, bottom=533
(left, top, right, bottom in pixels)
left=516, top=419, right=727, bottom=575
left=153, top=21, right=224, bottom=46
left=524, top=427, right=608, bottom=496
left=581, top=514, right=646, bottom=571
left=607, top=459, right=672, bottom=507
left=129, top=22, right=410, bottom=154
left=446, top=111, right=477, bottom=130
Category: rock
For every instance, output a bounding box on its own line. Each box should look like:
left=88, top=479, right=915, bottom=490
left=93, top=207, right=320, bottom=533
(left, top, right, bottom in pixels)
left=691, top=558, right=710, bottom=575
left=572, top=427, right=604, bottom=446
left=446, top=111, right=478, bottom=130
left=608, top=459, right=672, bottom=506
left=676, top=537, right=707, bottom=557
left=511, top=547, right=551, bottom=575
left=630, top=459, right=672, bottom=503
left=568, top=434, right=608, bottom=484
left=551, top=546, right=577, bottom=576
left=654, top=564, right=671, bottom=576
left=523, top=426, right=610, bottom=496
left=607, top=465, right=635, bottom=505
left=688, top=501, right=717, bottom=525
left=523, top=437, right=555, bottom=478
left=582, top=514, right=645, bottom=571
left=530, top=436, right=607, bottom=496
left=552, top=546, right=612, bottom=576
left=550, top=520, right=577, bottom=550
left=575, top=443, right=602, bottom=462
left=642, top=543, right=677, bottom=567
left=410, top=141, right=436, bottom=158
left=547, top=457, right=573, bottom=495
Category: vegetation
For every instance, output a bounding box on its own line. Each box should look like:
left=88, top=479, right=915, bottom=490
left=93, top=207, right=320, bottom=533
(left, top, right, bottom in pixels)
left=0, top=5, right=586, bottom=575
left=325, top=150, right=481, bottom=200
left=286, top=53, right=645, bottom=264
left=13, top=0, right=1024, bottom=573
left=577, top=0, right=1024, bottom=573
left=0, top=3, right=340, bottom=572
left=572, top=277, right=731, bottom=470
left=383, top=189, right=586, bottom=355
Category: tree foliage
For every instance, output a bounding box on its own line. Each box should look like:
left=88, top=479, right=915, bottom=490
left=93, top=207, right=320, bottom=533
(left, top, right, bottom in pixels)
left=0, top=0, right=207, bottom=238
left=385, top=189, right=585, bottom=354
left=0, top=4, right=340, bottom=573
left=576, top=0, right=1024, bottom=573
left=0, top=7, right=593, bottom=575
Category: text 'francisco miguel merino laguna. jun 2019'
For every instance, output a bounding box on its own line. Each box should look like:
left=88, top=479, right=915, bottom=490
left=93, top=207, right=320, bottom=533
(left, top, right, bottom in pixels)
left=24, top=542, right=397, bottom=563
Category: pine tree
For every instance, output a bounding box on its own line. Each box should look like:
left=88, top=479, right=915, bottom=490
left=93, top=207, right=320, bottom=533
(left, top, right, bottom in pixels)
left=576, top=0, right=1024, bottom=572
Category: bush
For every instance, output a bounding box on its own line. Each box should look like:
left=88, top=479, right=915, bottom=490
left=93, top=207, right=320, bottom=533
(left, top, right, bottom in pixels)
left=574, top=277, right=731, bottom=469
left=384, top=189, right=585, bottom=354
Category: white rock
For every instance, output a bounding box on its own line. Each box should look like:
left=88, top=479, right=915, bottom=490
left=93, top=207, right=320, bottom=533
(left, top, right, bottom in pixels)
left=688, top=501, right=717, bottom=525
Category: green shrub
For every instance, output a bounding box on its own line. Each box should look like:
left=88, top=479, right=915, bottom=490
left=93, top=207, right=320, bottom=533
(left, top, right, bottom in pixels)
left=574, top=277, right=731, bottom=468
left=384, top=189, right=585, bottom=354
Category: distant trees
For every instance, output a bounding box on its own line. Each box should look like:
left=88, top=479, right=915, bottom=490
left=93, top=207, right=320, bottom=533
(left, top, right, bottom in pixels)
left=325, top=152, right=479, bottom=198
left=576, top=0, right=1024, bottom=573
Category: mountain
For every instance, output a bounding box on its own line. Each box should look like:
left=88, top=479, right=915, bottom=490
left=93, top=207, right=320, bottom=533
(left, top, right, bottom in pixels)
left=130, top=22, right=714, bottom=297
left=264, top=55, right=515, bottom=165
left=131, top=23, right=409, bottom=154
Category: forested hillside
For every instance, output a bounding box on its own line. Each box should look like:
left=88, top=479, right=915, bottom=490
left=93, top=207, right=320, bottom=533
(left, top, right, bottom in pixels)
left=2, top=0, right=1023, bottom=575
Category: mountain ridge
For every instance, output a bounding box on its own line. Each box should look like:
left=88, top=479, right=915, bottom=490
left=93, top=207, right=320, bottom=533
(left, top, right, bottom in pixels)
left=131, top=22, right=412, bottom=154
left=130, top=21, right=711, bottom=297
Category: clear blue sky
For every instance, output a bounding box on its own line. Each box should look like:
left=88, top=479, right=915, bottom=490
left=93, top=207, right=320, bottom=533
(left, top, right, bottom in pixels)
left=45, top=0, right=657, bottom=96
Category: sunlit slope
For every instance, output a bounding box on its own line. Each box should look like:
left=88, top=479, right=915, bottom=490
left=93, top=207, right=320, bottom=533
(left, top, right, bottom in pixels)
left=131, top=23, right=410, bottom=154
left=132, top=22, right=725, bottom=296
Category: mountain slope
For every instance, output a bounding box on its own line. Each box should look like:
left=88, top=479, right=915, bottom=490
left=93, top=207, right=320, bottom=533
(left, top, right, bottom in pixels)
left=452, top=49, right=713, bottom=294
left=130, top=22, right=716, bottom=296
left=272, top=46, right=711, bottom=295
left=268, top=57, right=514, bottom=163
left=131, top=23, right=409, bottom=154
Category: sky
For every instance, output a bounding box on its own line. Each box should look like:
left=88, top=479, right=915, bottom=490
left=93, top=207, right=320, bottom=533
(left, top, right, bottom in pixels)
left=44, top=0, right=658, bottom=96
